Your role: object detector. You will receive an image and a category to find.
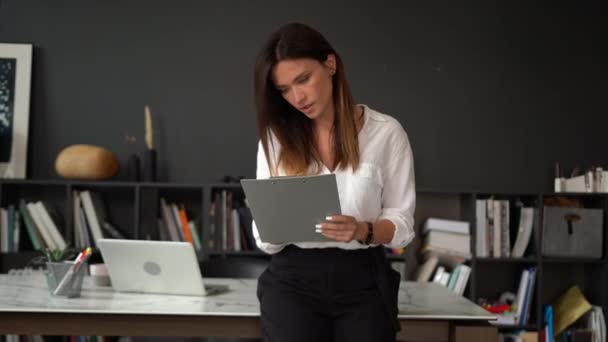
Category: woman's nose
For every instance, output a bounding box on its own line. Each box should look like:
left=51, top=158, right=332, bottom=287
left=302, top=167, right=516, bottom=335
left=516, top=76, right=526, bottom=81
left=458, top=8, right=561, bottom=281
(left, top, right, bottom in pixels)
left=291, top=87, right=306, bottom=105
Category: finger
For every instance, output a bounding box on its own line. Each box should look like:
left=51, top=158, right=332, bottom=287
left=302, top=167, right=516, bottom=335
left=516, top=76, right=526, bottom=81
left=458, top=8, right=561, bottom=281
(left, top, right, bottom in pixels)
left=316, top=223, right=354, bottom=232
left=320, top=230, right=351, bottom=242
left=325, top=215, right=355, bottom=223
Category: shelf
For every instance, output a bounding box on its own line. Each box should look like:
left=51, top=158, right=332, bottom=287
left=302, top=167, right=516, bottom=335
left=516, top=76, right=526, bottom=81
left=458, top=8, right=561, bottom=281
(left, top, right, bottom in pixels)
left=1, top=179, right=606, bottom=324
left=475, top=257, right=537, bottom=263
left=541, top=256, right=604, bottom=264
left=492, top=323, right=537, bottom=330
left=542, top=192, right=608, bottom=197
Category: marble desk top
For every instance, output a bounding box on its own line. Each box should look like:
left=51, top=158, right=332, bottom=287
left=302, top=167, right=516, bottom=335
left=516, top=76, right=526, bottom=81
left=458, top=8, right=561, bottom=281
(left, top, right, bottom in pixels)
left=0, top=273, right=494, bottom=321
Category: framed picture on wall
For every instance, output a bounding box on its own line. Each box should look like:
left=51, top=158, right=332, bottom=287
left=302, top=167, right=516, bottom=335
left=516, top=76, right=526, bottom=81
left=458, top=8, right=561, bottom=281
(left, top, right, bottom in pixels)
left=0, top=43, right=32, bottom=179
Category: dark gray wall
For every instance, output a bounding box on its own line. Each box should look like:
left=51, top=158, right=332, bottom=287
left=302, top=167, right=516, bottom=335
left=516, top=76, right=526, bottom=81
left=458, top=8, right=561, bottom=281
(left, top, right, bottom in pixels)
left=0, top=1, right=606, bottom=192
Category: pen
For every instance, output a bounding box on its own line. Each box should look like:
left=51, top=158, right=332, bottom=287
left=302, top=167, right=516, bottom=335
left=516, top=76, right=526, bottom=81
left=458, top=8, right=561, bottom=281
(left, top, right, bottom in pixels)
left=73, top=247, right=93, bottom=273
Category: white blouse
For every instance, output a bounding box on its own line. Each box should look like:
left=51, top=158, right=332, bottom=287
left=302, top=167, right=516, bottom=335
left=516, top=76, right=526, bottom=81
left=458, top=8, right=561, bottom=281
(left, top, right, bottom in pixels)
left=252, top=104, right=416, bottom=254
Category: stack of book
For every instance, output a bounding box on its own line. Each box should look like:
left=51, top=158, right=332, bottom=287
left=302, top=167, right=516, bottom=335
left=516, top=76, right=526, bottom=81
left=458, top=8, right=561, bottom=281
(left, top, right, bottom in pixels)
left=414, top=218, right=471, bottom=296
left=420, top=217, right=471, bottom=260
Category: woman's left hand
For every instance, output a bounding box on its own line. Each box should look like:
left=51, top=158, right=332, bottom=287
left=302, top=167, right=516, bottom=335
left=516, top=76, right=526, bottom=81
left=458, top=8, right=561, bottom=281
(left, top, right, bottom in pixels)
left=316, top=215, right=365, bottom=242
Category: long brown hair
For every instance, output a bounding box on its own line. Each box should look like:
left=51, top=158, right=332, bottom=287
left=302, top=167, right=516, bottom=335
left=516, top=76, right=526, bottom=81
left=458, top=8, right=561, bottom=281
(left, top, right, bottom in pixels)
left=254, top=23, right=360, bottom=176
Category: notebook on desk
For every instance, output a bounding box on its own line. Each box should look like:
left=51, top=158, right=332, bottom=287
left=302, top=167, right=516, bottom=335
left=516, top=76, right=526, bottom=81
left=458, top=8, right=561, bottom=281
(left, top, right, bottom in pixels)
left=240, top=173, right=342, bottom=244
left=98, top=239, right=228, bottom=296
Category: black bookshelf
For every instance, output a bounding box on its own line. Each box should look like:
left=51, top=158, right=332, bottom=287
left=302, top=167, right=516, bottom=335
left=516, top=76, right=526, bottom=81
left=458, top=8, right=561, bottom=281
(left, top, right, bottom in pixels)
left=1, top=179, right=606, bottom=341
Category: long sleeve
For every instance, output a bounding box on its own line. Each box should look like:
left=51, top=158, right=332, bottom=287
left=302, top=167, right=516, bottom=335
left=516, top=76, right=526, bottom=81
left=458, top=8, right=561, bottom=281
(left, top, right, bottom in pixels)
left=252, top=140, right=286, bottom=254
left=379, top=130, right=416, bottom=249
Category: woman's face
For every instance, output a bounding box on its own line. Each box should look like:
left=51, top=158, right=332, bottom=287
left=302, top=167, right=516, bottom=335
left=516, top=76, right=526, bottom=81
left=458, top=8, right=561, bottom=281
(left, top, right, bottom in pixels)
left=272, top=55, right=336, bottom=121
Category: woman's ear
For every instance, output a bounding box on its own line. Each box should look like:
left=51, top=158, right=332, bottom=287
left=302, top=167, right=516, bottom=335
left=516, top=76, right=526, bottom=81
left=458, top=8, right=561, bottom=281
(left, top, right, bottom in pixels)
left=324, top=54, right=337, bottom=75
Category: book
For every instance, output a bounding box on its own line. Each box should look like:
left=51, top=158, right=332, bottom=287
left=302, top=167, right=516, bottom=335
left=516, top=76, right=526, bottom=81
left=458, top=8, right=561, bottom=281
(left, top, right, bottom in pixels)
left=35, top=201, right=67, bottom=251
left=0, top=208, right=7, bottom=252
left=419, top=248, right=466, bottom=268
left=178, top=206, right=194, bottom=244
left=19, top=199, right=44, bottom=250
left=493, top=200, right=502, bottom=257
left=422, top=217, right=470, bottom=235
left=453, top=264, right=470, bottom=296
left=514, top=269, right=530, bottom=325
left=424, top=230, right=470, bottom=255
left=521, top=267, right=536, bottom=325
left=419, top=243, right=471, bottom=260
left=414, top=255, right=439, bottom=282
left=447, top=265, right=461, bottom=291
left=80, top=191, right=104, bottom=245
left=432, top=266, right=445, bottom=283
left=188, top=220, right=202, bottom=251
left=159, top=198, right=180, bottom=241
left=511, top=207, right=534, bottom=257
left=27, top=202, right=56, bottom=250
left=475, top=199, right=488, bottom=257
left=170, top=202, right=185, bottom=241
left=439, top=271, right=450, bottom=286
left=499, top=200, right=510, bottom=257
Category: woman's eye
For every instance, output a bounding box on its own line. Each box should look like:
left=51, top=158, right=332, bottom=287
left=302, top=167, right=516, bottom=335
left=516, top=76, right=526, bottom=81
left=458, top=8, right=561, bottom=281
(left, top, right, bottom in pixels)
left=298, top=75, right=310, bottom=84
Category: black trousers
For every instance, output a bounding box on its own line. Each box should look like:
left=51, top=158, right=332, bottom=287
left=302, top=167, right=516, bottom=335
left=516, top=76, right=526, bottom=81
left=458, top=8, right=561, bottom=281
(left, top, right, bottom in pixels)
left=257, top=245, right=399, bottom=342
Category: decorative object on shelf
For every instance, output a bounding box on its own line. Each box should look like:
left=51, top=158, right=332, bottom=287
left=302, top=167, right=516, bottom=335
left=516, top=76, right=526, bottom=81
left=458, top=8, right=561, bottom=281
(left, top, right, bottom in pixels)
left=0, top=43, right=33, bottom=179
left=55, top=144, right=119, bottom=180
left=554, top=163, right=608, bottom=193
left=125, top=134, right=140, bottom=181
left=142, top=105, right=157, bottom=182
left=127, top=154, right=141, bottom=181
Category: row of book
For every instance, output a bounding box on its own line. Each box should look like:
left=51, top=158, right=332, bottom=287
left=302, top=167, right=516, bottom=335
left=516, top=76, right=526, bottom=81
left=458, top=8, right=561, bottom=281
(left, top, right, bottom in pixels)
left=476, top=199, right=534, bottom=258
left=3, top=336, right=110, bottom=342
left=0, top=189, right=133, bottom=253
left=207, top=189, right=258, bottom=252
left=73, top=190, right=130, bottom=249
left=3, top=336, right=44, bottom=342
left=0, top=200, right=67, bottom=253
left=158, top=197, right=202, bottom=251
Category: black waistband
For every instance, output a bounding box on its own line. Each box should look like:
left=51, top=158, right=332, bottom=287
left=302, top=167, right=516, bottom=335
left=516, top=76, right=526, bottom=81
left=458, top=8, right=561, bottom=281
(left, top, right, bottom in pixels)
left=272, top=245, right=379, bottom=266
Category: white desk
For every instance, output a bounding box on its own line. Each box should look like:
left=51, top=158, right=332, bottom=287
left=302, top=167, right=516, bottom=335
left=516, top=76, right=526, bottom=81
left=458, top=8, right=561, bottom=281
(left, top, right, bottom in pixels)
left=0, top=273, right=496, bottom=341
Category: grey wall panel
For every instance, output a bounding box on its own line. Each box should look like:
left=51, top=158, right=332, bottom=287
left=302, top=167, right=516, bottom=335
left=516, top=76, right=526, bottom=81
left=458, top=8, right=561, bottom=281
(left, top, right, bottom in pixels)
left=0, top=1, right=605, bottom=192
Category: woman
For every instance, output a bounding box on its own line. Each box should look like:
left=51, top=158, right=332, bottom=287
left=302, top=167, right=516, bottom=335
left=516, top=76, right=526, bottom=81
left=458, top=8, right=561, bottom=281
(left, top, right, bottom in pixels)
left=252, top=22, right=416, bottom=342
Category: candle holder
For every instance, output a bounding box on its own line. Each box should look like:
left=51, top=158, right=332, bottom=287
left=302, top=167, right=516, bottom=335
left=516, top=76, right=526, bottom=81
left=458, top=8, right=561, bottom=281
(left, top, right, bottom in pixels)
left=127, top=154, right=141, bottom=181
left=142, top=149, right=157, bottom=182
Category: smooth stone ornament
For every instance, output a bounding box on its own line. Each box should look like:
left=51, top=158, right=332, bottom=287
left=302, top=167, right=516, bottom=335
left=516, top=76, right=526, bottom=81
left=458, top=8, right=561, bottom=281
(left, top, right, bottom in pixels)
left=55, top=144, right=119, bottom=180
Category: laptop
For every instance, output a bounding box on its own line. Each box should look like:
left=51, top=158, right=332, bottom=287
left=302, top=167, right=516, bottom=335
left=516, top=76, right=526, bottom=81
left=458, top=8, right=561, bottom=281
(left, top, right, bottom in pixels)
left=97, top=239, right=228, bottom=296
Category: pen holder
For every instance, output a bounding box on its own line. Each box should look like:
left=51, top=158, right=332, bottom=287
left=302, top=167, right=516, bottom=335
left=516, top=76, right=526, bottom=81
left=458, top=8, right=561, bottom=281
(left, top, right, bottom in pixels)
left=46, top=261, right=87, bottom=298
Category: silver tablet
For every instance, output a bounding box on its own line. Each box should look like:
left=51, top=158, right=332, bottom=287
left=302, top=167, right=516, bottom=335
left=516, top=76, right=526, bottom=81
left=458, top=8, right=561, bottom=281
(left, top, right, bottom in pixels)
left=240, top=174, right=342, bottom=243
